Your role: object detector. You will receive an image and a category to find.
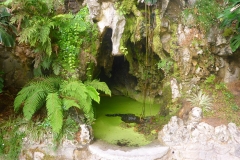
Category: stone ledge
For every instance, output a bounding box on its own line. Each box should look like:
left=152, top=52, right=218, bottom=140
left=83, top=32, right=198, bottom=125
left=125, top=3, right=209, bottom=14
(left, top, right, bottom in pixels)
left=88, top=140, right=169, bottom=160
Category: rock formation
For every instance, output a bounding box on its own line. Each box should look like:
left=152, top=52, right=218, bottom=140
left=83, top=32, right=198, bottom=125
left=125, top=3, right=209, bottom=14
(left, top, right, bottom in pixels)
left=158, top=107, right=240, bottom=160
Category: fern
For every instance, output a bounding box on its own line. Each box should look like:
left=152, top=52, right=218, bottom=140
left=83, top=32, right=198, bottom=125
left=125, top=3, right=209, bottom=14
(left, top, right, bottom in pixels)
left=14, top=77, right=61, bottom=112
left=60, top=80, right=94, bottom=122
left=60, top=80, right=88, bottom=101
left=23, top=89, right=47, bottom=120
left=14, top=83, right=38, bottom=111
left=84, top=79, right=111, bottom=96
left=52, top=61, right=61, bottom=75
left=81, top=96, right=94, bottom=123
left=62, top=98, right=80, bottom=110
left=14, top=77, right=110, bottom=134
left=46, top=93, right=63, bottom=133
left=18, top=16, right=54, bottom=56
left=86, top=86, right=100, bottom=103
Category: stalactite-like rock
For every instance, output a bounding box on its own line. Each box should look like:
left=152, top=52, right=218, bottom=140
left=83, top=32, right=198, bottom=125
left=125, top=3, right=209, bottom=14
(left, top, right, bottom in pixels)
left=85, top=1, right=126, bottom=56
left=98, top=2, right=125, bottom=55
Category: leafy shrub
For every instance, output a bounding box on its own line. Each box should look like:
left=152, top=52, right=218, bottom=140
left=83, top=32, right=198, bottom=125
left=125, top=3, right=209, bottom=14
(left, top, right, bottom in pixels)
left=218, top=0, right=240, bottom=52
left=14, top=77, right=111, bottom=134
left=0, top=6, right=16, bottom=47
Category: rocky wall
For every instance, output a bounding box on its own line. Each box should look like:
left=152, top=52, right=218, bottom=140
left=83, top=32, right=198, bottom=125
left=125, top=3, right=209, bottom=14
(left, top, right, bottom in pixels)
left=0, top=45, right=33, bottom=89
left=2, top=0, right=240, bottom=100
left=158, top=107, right=240, bottom=160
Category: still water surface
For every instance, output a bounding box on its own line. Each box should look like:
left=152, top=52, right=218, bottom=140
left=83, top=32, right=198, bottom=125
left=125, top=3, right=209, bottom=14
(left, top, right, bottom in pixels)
left=92, top=96, right=160, bottom=146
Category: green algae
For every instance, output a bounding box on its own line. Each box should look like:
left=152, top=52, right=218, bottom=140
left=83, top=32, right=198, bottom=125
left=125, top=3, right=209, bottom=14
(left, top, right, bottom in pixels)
left=92, top=96, right=160, bottom=146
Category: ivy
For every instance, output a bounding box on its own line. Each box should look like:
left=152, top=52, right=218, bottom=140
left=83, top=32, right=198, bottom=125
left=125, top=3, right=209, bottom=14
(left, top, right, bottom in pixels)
left=54, top=7, right=99, bottom=78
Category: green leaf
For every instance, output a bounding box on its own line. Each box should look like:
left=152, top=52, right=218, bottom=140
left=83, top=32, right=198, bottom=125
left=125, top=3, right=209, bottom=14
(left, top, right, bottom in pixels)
left=46, top=93, right=63, bottom=134
left=42, top=57, right=52, bottom=70
left=61, top=80, right=88, bottom=100
left=23, top=89, right=47, bottom=120
left=230, top=34, right=240, bottom=52
left=86, top=86, right=100, bottom=103
left=62, top=98, right=80, bottom=110
left=14, top=77, right=61, bottom=112
left=82, top=97, right=95, bottom=123
left=84, top=79, right=111, bottom=96
left=14, top=84, right=38, bottom=111
left=0, top=27, right=15, bottom=47
left=52, top=62, right=61, bottom=75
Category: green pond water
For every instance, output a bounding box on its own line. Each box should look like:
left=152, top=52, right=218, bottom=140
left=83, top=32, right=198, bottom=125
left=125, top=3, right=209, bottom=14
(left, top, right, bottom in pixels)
left=92, top=96, right=160, bottom=146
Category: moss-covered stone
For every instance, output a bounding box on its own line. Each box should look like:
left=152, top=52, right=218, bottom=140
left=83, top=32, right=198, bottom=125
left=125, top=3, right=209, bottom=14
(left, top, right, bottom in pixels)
left=152, top=9, right=164, bottom=59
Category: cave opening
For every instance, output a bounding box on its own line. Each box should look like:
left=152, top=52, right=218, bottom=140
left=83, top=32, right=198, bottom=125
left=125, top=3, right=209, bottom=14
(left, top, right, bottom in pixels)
left=95, top=28, right=137, bottom=95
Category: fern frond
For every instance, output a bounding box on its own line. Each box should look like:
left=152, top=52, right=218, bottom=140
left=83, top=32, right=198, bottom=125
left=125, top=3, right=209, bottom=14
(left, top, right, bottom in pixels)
left=41, top=57, right=52, bottom=70
left=84, top=79, right=111, bottom=96
left=39, top=18, right=54, bottom=45
left=14, top=83, right=38, bottom=111
left=44, top=37, right=52, bottom=56
left=46, top=93, right=63, bottom=134
left=82, top=97, right=94, bottom=123
left=86, top=86, right=100, bottom=103
left=14, top=77, right=62, bottom=112
left=44, top=77, right=62, bottom=91
left=60, top=80, right=88, bottom=101
left=23, top=89, right=47, bottom=120
left=62, top=98, right=80, bottom=110
left=52, top=61, right=61, bottom=75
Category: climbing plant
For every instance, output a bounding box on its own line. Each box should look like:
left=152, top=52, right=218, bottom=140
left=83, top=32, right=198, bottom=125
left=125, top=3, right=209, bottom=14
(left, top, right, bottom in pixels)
left=53, top=7, right=99, bottom=79
left=219, top=0, right=240, bottom=52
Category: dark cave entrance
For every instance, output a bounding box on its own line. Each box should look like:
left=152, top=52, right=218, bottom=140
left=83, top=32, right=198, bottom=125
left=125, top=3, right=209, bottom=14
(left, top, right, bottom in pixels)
left=95, top=28, right=137, bottom=95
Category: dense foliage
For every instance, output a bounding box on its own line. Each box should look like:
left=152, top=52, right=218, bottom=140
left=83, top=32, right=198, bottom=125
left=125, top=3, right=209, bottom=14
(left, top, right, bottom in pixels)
left=219, top=0, right=240, bottom=52
left=0, top=6, right=16, bottom=47
left=9, top=0, right=98, bottom=78
left=8, top=0, right=110, bottom=136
